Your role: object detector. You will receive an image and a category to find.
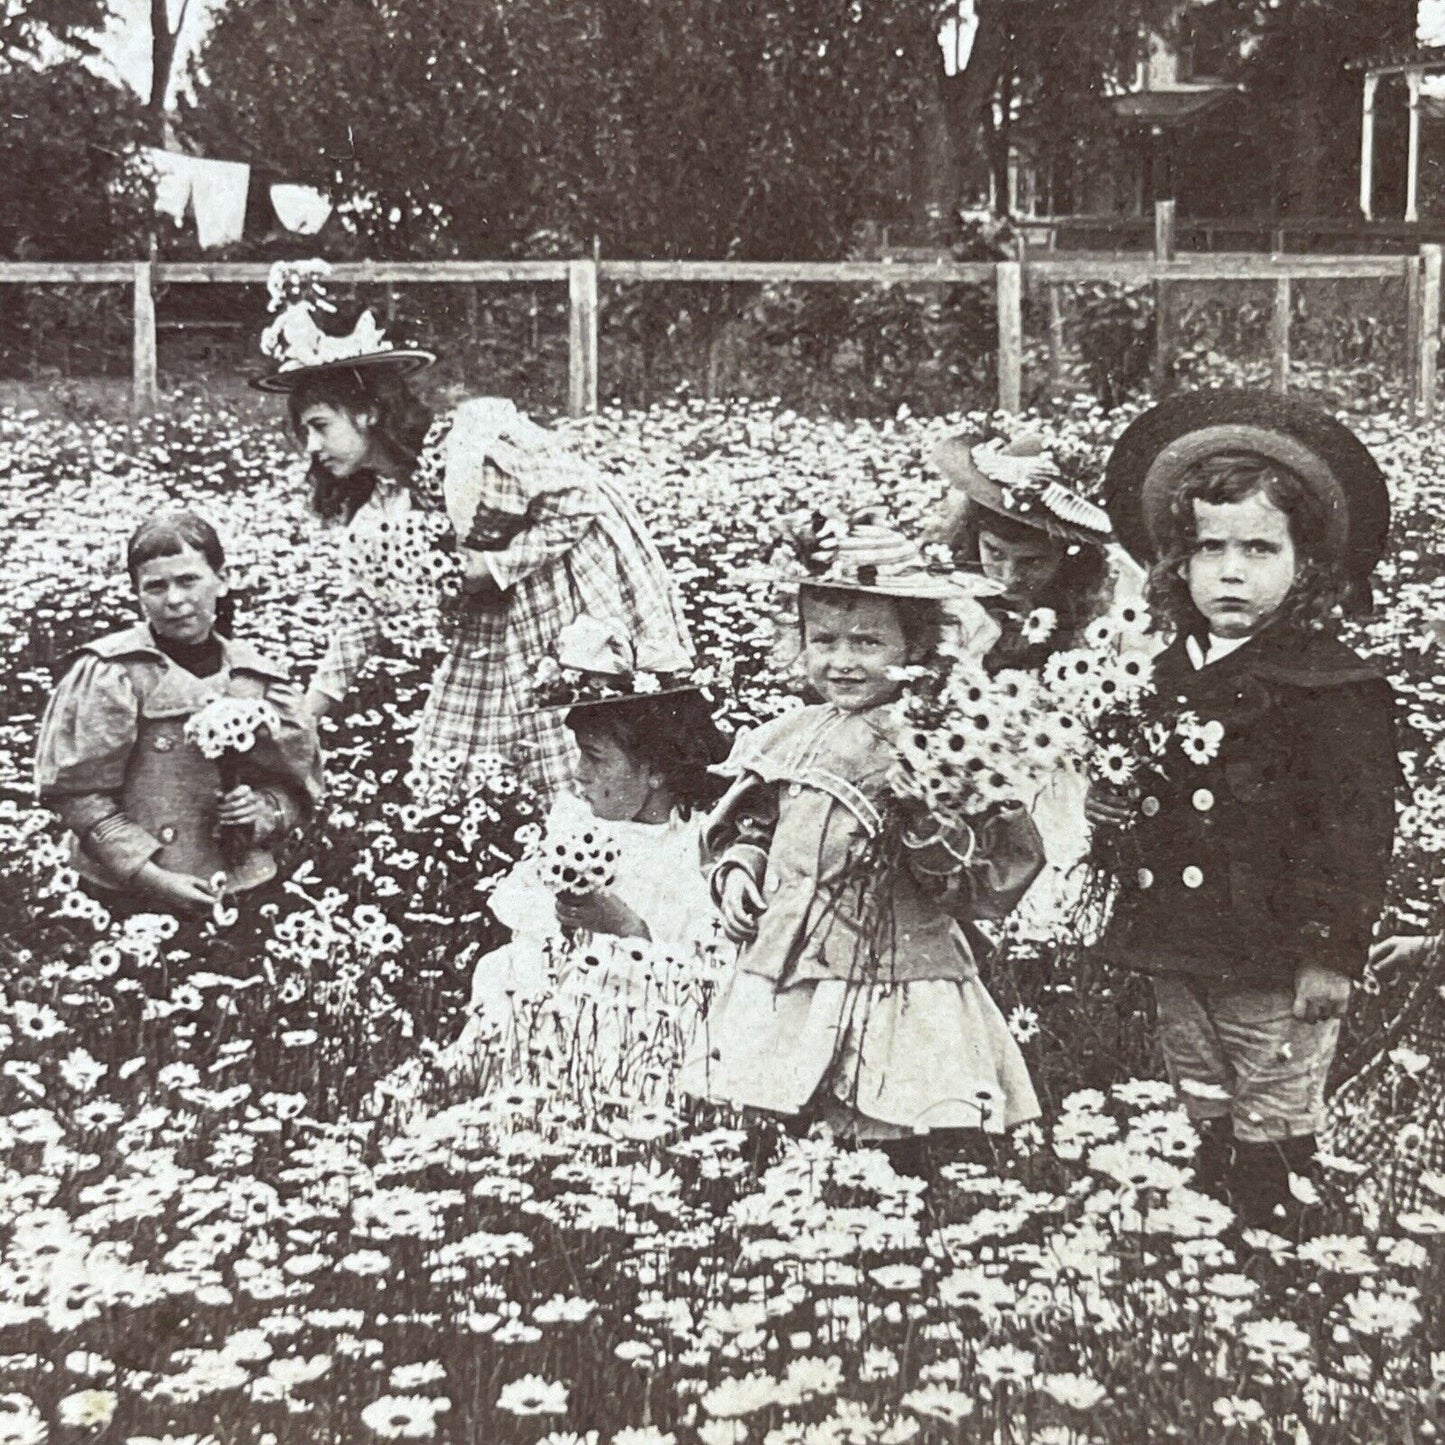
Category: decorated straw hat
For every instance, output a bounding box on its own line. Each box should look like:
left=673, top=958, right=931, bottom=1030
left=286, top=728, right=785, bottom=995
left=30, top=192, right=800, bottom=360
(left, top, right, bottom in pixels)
left=931, top=432, right=1114, bottom=548
left=769, top=509, right=1002, bottom=602
left=528, top=615, right=721, bottom=713
left=249, top=259, right=436, bottom=394
left=1101, top=390, right=1390, bottom=591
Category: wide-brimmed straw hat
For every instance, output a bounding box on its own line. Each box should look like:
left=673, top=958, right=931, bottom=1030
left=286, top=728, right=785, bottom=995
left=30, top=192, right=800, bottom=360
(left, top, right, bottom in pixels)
left=931, top=433, right=1114, bottom=548
left=249, top=259, right=436, bottom=394
left=769, top=510, right=1001, bottom=602
left=1101, top=390, right=1390, bottom=591
left=528, top=616, right=718, bottom=713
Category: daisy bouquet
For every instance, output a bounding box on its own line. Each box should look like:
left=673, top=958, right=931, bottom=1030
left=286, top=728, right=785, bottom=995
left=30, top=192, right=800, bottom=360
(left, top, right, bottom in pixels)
left=887, top=656, right=1053, bottom=843
left=1038, top=603, right=1162, bottom=798
left=533, top=819, right=621, bottom=902
left=185, top=697, right=286, bottom=861
left=1041, top=602, right=1234, bottom=796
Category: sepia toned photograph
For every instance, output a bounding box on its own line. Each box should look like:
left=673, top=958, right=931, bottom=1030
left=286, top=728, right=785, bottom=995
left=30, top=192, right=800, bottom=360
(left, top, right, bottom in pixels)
left=5, top=0, right=1445, bottom=1440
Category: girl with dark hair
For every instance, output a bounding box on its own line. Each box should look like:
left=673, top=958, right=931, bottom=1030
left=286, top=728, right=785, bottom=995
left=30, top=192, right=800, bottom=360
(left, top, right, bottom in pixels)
left=929, top=432, right=1132, bottom=674
left=34, top=508, right=322, bottom=918
left=253, top=261, right=693, bottom=803
left=286, top=369, right=437, bottom=524
left=444, top=616, right=729, bottom=1076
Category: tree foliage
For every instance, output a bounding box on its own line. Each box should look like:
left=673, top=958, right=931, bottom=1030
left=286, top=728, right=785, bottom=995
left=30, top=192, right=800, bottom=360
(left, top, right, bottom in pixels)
left=928, top=0, right=1180, bottom=208
left=180, top=0, right=929, bottom=260
left=0, top=59, right=151, bottom=259
left=1203, top=0, right=1416, bottom=216
left=0, top=0, right=110, bottom=67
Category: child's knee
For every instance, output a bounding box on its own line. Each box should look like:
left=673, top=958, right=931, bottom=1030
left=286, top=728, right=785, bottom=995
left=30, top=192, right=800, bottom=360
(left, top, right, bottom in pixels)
left=1213, top=990, right=1339, bottom=1142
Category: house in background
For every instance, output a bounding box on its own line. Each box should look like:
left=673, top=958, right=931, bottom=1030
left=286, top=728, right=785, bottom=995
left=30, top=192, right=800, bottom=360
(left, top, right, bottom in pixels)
left=1007, top=7, right=1250, bottom=220
left=1351, top=0, right=1445, bottom=222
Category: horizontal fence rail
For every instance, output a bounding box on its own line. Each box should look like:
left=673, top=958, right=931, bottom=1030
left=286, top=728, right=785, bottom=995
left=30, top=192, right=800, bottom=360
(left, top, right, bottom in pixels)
left=0, top=247, right=1438, bottom=420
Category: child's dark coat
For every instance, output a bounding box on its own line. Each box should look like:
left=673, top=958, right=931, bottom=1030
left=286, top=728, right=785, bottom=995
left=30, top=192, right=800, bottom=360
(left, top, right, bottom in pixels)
left=1100, top=622, right=1399, bottom=986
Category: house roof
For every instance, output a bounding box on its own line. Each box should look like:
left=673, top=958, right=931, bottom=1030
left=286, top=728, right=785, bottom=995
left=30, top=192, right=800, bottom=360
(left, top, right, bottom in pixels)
left=1108, top=87, right=1240, bottom=128
left=1347, top=44, right=1445, bottom=74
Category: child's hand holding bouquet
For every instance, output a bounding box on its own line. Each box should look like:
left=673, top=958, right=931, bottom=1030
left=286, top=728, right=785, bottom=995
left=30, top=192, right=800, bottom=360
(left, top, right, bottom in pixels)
left=185, top=697, right=287, bottom=860
left=534, top=819, right=645, bottom=938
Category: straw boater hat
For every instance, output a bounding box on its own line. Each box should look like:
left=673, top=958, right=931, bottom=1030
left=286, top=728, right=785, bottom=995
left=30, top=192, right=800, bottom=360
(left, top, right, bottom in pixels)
left=528, top=615, right=718, bottom=713
left=930, top=432, right=1114, bottom=550
left=250, top=258, right=436, bottom=394
left=770, top=510, right=1002, bottom=602
left=1101, top=390, right=1390, bottom=595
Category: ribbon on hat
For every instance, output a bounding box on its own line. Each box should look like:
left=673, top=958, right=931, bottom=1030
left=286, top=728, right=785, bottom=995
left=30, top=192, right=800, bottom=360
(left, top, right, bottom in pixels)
left=259, top=258, right=399, bottom=372
left=971, top=436, right=1063, bottom=495
left=554, top=615, right=637, bottom=678
left=971, top=436, right=1111, bottom=537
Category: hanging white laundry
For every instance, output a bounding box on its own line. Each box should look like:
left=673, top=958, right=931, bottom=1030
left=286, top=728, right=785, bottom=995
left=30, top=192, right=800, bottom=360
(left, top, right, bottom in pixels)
left=1420, top=0, right=1445, bottom=47
left=143, top=148, right=193, bottom=226
left=270, top=184, right=333, bottom=235
left=190, top=157, right=250, bottom=249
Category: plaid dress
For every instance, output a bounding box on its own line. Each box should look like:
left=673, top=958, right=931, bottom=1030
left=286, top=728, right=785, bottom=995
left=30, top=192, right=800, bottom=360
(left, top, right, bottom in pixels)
left=312, top=400, right=692, bottom=800
left=1327, top=946, right=1445, bottom=1218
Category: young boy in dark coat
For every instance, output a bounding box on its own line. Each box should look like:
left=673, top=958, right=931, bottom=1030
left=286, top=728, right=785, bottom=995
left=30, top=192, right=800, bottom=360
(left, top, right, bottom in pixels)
left=1092, top=392, right=1399, bottom=1230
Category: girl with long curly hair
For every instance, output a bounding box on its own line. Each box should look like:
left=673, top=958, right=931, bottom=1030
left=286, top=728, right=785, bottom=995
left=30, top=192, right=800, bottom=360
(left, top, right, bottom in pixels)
left=252, top=262, right=693, bottom=802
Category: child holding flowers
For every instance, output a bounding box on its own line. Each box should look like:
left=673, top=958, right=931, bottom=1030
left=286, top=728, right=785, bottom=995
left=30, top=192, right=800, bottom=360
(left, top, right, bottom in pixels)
left=251, top=259, right=692, bottom=801
left=34, top=509, right=322, bottom=918
left=680, top=516, right=1046, bottom=1159
left=929, top=430, right=1155, bottom=938
left=1089, top=391, right=1399, bottom=1229
left=446, top=616, right=729, bottom=1076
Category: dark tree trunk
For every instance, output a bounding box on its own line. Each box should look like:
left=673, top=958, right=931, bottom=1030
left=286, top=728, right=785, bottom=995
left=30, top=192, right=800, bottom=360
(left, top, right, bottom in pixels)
left=148, top=0, right=185, bottom=147
left=1284, top=30, right=1329, bottom=215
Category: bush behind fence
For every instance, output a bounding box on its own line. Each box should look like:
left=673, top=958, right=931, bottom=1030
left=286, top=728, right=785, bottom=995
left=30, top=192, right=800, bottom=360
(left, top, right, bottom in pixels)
left=0, top=260, right=1427, bottom=418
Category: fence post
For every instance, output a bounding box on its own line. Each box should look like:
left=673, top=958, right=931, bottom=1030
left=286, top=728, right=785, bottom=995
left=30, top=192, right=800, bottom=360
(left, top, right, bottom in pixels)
left=1419, top=244, right=1442, bottom=419
left=131, top=260, right=158, bottom=415
left=1044, top=282, right=1064, bottom=394
left=1269, top=275, right=1291, bottom=394
left=996, top=261, right=1022, bottom=414
left=568, top=259, right=599, bottom=418
left=1406, top=253, right=1422, bottom=400
left=1152, top=199, right=1177, bottom=392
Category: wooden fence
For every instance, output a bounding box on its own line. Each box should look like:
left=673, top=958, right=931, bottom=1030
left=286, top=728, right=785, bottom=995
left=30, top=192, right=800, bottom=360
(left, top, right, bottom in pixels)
left=1, top=245, right=1438, bottom=421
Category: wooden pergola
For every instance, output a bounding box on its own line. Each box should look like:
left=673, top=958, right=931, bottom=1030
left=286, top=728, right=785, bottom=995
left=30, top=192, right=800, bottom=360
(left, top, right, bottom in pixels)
left=1354, top=46, right=1445, bottom=222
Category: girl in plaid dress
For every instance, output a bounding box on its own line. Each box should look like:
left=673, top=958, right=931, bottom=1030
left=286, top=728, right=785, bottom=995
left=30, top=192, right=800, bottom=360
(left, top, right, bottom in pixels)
left=251, top=264, right=692, bottom=801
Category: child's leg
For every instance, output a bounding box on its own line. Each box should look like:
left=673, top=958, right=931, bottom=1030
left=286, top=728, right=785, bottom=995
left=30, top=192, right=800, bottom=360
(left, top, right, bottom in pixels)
left=1151, top=975, right=1235, bottom=1194
left=1204, top=982, right=1341, bottom=1232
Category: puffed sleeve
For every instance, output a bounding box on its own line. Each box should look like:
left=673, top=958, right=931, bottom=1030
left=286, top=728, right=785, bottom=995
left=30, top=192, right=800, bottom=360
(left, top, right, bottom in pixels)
left=701, top=772, right=780, bottom=907
left=445, top=398, right=602, bottom=593
left=912, top=803, right=1045, bottom=925
left=34, top=654, right=161, bottom=881
left=474, top=485, right=602, bottom=594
